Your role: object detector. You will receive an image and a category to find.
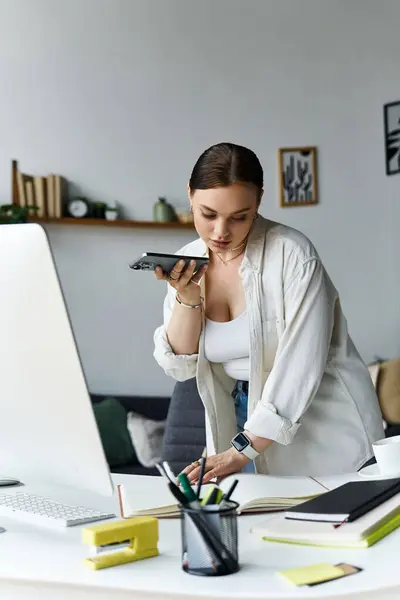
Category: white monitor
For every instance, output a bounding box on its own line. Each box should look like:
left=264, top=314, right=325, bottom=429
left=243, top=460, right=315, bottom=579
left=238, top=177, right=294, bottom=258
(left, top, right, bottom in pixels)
left=0, top=223, right=113, bottom=496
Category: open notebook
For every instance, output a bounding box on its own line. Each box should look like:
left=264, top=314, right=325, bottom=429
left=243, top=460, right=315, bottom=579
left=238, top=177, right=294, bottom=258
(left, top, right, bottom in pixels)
left=117, top=473, right=325, bottom=518
left=250, top=492, right=400, bottom=549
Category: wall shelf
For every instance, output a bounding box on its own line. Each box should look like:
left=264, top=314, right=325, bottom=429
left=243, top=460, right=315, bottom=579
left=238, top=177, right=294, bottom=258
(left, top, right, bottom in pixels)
left=30, top=217, right=195, bottom=230
left=10, top=161, right=194, bottom=230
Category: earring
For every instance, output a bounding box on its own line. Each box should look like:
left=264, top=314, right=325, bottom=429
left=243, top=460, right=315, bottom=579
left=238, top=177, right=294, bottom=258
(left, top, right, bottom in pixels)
left=189, top=205, right=193, bottom=213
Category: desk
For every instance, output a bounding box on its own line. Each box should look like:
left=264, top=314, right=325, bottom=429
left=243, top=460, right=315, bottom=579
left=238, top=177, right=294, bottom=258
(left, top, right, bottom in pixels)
left=0, top=473, right=399, bottom=600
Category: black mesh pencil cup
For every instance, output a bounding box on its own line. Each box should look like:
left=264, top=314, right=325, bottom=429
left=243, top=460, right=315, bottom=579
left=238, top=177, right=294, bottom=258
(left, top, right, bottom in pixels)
left=180, top=500, right=239, bottom=576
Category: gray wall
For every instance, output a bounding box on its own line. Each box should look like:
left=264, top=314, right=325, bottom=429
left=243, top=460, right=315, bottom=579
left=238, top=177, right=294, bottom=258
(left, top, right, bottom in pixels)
left=1, top=0, right=399, bottom=396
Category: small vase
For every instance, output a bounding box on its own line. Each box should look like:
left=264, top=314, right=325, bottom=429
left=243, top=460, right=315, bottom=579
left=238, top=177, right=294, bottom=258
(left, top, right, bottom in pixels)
left=153, top=197, right=177, bottom=222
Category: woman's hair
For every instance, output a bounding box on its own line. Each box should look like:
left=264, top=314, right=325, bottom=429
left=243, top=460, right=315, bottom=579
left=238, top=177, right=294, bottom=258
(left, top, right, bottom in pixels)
left=189, top=142, right=263, bottom=197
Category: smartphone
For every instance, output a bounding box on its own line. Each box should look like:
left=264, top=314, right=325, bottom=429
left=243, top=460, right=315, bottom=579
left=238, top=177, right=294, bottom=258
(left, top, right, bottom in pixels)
left=129, top=252, right=209, bottom=275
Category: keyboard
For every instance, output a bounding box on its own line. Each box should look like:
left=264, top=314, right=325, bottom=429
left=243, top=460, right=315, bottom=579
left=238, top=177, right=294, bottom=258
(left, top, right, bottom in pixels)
left=0, top=492, right=115, bottom=527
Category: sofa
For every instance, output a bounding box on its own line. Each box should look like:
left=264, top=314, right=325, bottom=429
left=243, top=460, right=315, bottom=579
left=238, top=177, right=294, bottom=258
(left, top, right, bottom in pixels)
left=90, top=382, right=206, bottom=477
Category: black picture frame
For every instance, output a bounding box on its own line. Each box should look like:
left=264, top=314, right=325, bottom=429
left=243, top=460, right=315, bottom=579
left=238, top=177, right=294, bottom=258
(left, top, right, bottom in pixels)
left=383, top=100, right=400, bottom=176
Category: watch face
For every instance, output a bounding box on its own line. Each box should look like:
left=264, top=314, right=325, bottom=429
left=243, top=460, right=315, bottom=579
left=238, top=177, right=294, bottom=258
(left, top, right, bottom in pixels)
left=231, top=432, right=250, bottom=453
left=68, top=199, right=89, bottom=218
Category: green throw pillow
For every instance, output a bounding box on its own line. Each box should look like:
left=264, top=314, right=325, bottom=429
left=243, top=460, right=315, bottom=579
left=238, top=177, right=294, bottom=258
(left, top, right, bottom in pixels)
left=92, top=397, right=137, bottom=467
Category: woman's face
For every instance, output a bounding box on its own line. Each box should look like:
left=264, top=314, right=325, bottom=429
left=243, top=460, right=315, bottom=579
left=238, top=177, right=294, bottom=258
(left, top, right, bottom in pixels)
left=189, top=183, right=261, bottom=253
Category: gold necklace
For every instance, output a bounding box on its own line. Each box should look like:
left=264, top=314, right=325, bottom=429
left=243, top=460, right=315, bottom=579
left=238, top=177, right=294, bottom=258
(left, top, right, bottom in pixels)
left=228, top=240, right=246, bottom=252
left=216, top=248, right=245, bottom=265
left=215, top=239, right=247, bottom=266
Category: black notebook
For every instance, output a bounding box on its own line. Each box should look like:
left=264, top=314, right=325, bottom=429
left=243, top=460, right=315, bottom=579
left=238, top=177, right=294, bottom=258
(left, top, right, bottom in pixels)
left=285, top=478, right=400, bottom=523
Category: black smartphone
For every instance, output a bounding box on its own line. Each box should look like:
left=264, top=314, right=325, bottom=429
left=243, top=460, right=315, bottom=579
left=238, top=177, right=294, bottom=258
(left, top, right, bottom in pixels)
left=129, top=252, right=209, bottom=275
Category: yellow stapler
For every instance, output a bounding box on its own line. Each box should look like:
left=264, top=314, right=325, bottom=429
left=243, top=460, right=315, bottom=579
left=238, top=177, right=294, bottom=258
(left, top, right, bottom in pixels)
left=82, top=516, right=159, bottom=570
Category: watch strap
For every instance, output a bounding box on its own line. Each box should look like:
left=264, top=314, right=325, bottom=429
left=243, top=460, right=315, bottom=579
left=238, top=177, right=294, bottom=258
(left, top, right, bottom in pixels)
left=242, top=444, right=259, bottom=460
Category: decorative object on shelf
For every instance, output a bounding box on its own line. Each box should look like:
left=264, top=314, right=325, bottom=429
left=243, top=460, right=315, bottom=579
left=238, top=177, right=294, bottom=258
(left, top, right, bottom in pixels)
left=0, top=203, right=39, bottom=224
left=177, top=209, right=194, bottom=224
left=383, top=100, right=400, bottom=176
left=66, top=197, right=91, bottom=218
left=105, top=201, right=119, bottom=221
left=153, top=197, right=178, bottom=222
left=92, top=202, right=106, bottom=219
left=278, top=147, right=318, bottom=207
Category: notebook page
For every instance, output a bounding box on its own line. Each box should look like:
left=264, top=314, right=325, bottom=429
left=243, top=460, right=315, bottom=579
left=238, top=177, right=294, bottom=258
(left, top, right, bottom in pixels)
left=219, top=474, right=325, bottom=512
left=118, top=473, right=326, bottom=517
left=117, top=476, right=178, bottom=517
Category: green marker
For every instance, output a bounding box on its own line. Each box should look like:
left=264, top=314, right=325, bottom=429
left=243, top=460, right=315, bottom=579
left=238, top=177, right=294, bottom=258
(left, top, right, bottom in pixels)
left=177, top=473, right=197, bottom=503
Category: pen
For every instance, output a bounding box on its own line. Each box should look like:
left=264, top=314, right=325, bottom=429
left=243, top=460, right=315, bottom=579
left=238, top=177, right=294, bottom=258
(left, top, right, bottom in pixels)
left=178, top=473, right=197, bottom=503
left=196, top=447, right=207, bottom=500
left=168, top=481, right=191, bottom=507
left=156, top=463, right=191, bottom=506
left=190, top=513, right=236, bottom=574
left=162, top=461, right=177, bottom=484
left=220, top=479, right=239, bottom=504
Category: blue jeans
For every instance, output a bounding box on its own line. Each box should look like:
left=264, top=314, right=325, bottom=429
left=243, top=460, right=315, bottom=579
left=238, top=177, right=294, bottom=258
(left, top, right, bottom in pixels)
left=232, top=381, right=255, bottom=473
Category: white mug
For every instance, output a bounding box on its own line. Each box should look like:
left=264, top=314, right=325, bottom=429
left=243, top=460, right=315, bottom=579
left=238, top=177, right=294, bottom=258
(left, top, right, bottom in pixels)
left=372, top=435, right=400, bottom=475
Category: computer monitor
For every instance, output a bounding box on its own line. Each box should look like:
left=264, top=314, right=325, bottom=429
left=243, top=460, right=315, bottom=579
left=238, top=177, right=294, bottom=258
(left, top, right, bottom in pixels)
left=0, top=223, right=113, bottom=496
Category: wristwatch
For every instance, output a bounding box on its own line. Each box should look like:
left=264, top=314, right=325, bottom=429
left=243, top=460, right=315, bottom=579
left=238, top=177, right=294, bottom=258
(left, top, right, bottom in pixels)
left=231, top=432, right=259, bottom=460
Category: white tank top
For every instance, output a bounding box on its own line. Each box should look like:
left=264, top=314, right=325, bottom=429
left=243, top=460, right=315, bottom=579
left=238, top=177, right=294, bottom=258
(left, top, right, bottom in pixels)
left=204, top=311, right=250, bottom=381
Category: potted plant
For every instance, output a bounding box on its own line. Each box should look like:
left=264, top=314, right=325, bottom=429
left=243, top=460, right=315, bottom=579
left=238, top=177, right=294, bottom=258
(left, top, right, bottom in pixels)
left=105, top=201, right=119, bottom=221
left=0, top=204, right=39, bottom=224
left=91, top=202, right=106, bottom=219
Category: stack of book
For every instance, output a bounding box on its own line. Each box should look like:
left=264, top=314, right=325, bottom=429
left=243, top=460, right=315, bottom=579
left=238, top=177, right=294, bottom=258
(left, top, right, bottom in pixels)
left=13, top=161, right=67, bottom=219
left=251, top=478, right=400, bottom=549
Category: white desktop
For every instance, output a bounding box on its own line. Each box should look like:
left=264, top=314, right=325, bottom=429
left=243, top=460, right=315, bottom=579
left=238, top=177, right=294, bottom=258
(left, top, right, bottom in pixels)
left=0, top=223, right=114, bottom=526
left=0, top=224, right=399, bottom=599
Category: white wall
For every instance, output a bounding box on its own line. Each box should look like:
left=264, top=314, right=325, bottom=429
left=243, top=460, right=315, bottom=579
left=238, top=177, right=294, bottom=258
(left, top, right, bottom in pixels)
left=0, top=0, right=399, bottom=396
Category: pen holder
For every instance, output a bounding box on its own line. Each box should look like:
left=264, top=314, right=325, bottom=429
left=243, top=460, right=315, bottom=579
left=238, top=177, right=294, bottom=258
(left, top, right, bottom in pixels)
left=180, top=501, right=239, bottom=577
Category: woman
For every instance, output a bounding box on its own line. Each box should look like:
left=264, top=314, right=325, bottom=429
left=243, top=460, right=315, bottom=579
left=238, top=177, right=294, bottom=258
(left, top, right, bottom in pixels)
left=153, top=142, right=384, bottom=482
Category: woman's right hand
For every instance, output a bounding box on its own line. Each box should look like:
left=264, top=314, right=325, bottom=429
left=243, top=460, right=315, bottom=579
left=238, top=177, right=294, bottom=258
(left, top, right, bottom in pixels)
left=155, top=259, right=208, bottom=305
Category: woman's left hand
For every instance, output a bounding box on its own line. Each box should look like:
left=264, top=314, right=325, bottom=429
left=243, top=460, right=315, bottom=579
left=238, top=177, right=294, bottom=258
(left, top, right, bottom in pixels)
left=182, top=447, right=250, bottom=484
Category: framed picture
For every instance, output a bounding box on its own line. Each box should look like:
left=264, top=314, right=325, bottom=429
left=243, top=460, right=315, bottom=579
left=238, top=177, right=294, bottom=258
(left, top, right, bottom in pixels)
left=278, top=146, right=318, bottom=207
left=383, top=100, right=400, bottom=176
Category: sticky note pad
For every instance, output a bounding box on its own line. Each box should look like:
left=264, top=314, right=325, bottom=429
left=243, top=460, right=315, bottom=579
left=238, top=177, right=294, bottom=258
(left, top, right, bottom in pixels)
left=279, top=563, right=344, bottom=586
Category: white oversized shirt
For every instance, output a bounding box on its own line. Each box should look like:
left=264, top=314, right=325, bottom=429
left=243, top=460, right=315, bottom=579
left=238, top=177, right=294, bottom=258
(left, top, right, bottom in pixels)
left=153, top=217, right=384, bottom=476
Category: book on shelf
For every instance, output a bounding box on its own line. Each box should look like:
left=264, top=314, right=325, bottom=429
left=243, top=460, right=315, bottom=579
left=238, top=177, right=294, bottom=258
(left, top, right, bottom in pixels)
left=47, top=174, right=67, bottom=218
left=16, top=171, right=34, bottom=208
left=46, top=174, right=66, bottom=218
left=25, top=180, right=34, bottom=209
left=46, top=174, right=55, bottom=217
left=53, top=175, right=66, bottom=218
left=251, top=491, right=400, bottom=549
left=33, top=176, right=47, bottom=218
left=117, top=473, right=325, bottom=519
